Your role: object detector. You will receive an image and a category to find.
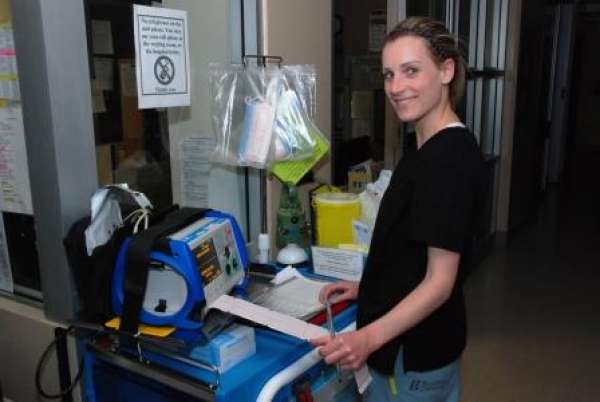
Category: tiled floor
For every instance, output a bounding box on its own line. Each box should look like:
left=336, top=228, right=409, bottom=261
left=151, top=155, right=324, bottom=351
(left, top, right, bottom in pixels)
left=461, top=150, right=600, bottom=402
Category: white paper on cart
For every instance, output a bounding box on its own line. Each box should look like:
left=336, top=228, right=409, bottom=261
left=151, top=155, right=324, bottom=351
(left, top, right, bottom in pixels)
left=209, top=294, right=373, bottom=393
left=255, top=266, right=327, bottom=319
left=210, top=294, right=327, bottom=340
left=354, top=365, right=373, bottom=394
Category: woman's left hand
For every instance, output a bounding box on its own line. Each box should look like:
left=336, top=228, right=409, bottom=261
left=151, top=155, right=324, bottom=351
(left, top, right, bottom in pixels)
left=310, top=329, right=373, bottom=371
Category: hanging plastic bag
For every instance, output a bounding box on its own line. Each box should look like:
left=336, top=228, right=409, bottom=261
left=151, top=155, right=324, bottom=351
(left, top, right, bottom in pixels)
left=282, top=65, right=317, bottom=119
left=209, top=61, right=327, bottom=168
left=209, top=62, right=282, bottom=168
left=272, top=65, right=324, bottom=162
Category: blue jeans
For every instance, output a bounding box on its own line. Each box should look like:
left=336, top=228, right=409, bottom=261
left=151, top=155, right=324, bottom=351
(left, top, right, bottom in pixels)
left=362, top=349, right=461, bottom=402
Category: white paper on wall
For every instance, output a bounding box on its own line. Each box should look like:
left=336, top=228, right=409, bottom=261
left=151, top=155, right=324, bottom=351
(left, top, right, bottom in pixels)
left=0, top=106, right=32, bottom=214
left=133, top=5, right=191, bottom=109
left=93, top=57, right=114, bottom=91
left=0, top=26, right=20, bottom=100
left=179, top=136, right=214, bottom=208
left=92, top=20, right=114, bottom=55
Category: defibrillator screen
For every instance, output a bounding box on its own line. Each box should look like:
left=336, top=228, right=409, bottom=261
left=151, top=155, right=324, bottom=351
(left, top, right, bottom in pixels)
left=194, top=239, right=222, bottom=285
left=170, top=217, right=244, bottom=306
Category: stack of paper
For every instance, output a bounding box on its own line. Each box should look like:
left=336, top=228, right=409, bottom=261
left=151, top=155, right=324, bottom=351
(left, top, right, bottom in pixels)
left=253, top=269, right=327, bottom=319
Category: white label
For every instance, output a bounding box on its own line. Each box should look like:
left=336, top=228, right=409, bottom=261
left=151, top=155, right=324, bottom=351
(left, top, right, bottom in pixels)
left=133, top=5, right=191, bottom=109
left=311, top=246, right=365, bottom=282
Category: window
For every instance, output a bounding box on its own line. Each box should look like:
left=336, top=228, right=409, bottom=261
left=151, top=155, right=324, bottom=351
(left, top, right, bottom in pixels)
left=10, top=0, right=259, bottom=320
left=87, top=1, right=173, bottom=211
left=397, top=0, right=510, bottom=239
left=332, top=0, right=389, bottom=186
left=462, top=0, right=508, bottom=156
left=0, top=1, right=41, bottom=301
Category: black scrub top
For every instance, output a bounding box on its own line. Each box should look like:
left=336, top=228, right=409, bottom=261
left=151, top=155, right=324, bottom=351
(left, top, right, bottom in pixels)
left=357, top=126, right=486, bottom=375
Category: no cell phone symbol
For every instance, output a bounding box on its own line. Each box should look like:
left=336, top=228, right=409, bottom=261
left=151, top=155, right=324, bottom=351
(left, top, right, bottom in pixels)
left=154, top=56, right=175, bottom=85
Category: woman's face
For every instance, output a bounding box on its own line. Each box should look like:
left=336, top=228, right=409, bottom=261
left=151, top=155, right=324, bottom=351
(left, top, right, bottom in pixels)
left=382, top=36, right=454, bottom=123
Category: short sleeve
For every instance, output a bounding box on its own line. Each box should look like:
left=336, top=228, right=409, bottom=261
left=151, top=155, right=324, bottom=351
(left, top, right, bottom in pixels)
left=409, top=144, right=477, bottom=253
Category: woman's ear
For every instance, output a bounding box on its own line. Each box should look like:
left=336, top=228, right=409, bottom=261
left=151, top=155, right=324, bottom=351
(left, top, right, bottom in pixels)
left=440, top=58, right=455, bottom=85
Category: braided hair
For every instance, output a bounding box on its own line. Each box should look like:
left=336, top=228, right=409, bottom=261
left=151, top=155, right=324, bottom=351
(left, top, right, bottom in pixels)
left=385, top=17, right=467, bottom=107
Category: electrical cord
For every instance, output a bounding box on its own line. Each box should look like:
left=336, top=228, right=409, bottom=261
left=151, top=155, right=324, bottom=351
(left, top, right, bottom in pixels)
left=123, top=207, right=152, bottom=234
left=35, top=326, right=84, bottom=400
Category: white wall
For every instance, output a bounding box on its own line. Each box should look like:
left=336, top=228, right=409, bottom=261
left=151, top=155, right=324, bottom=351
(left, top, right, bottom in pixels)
left=166, top=0, right=248, bottom=232
left=259, top=0, right=332, bottom=248
left=0, top=298, right=80, bottom=402
left=496, top=0, right=523, bottom=234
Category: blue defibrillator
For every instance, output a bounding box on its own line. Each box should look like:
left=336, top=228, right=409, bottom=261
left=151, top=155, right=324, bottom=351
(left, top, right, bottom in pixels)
left=111, top=209, right=248, bottom=330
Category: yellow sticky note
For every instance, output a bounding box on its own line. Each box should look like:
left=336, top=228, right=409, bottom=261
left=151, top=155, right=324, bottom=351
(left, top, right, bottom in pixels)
left=0, top=0, right=11, bottom=24
left=105, top=317, right=176, bottom=338
left=271, top=128, right=330, bottom=185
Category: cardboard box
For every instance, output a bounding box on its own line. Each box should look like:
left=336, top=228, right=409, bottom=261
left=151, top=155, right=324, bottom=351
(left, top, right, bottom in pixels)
left=95, top=144, right=113, bottom=186
left=347, top=160, right=384, bottom=194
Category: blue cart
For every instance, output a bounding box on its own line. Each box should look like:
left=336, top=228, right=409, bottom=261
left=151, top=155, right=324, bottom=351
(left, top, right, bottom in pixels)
left=82, top=305, right=360, bottom=402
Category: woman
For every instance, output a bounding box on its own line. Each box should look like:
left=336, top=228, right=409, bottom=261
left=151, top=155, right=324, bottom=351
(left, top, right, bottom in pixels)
left=311, top=17, right=486, bottom=401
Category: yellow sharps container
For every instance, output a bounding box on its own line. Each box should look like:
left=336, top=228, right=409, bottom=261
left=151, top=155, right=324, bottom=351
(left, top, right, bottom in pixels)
left=314, top=192, right=361, bottom=247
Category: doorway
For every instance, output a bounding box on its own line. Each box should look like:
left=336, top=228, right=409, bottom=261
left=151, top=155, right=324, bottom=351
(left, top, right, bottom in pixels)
left=562, top=5, right=600, bottom=205
left=332, top=0, right=388, bottom=187
left=331, top=0, right=449, bottom=188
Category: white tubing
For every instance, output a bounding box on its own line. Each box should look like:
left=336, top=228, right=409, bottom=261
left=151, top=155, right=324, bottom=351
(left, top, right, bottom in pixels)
left=256, top=322, right=356, bottom=402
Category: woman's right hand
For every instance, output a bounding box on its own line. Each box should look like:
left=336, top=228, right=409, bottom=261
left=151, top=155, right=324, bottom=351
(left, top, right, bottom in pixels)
left=318, top=281, right=359, bottom=304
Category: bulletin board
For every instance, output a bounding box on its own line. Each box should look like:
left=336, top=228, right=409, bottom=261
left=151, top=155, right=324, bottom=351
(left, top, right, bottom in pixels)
left=0, top=0, right=40, bottom=294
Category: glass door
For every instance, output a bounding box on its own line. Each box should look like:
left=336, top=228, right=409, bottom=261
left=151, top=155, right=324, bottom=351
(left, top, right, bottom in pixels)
left=332, top=0, right=389, bottom=188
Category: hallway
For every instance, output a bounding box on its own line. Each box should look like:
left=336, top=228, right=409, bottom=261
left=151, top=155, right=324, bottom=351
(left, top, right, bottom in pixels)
left=461, top=150, right=600, bottom=402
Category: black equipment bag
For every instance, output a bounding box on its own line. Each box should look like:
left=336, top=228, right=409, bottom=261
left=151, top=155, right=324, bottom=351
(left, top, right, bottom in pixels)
left=64, top=214, right=134, bottom=324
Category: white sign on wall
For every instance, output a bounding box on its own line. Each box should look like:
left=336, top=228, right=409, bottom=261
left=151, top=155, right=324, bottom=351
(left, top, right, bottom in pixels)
left=133, top=5, right=191, bottom=109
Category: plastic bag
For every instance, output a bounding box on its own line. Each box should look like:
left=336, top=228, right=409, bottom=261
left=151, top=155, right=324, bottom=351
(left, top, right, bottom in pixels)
left=210, top=62, right=325, bottom=168
left=210, top=62, right=282, bottom=168
left=282, top=65, right=317, bottom=119
left=272, top=65, right=322, bottom=161
left=358, top=169, right=392, bottom=229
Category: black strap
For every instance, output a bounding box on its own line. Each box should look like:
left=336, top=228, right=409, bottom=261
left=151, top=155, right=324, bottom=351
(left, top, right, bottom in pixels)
left=120, top=207, right=208, bottom=334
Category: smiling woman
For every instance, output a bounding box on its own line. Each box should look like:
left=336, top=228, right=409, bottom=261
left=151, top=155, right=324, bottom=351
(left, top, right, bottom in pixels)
left=382, top=35, right=454, bottom=131
left=383, top=17, right=467, bottom=110
left=313, top=17, right=487, bottom=402
left=381, top=18, right=467, bottom=147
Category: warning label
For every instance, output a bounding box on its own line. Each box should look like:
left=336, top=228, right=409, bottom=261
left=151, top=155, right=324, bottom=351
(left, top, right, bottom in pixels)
left=134, top=5, right=190, bottom=108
